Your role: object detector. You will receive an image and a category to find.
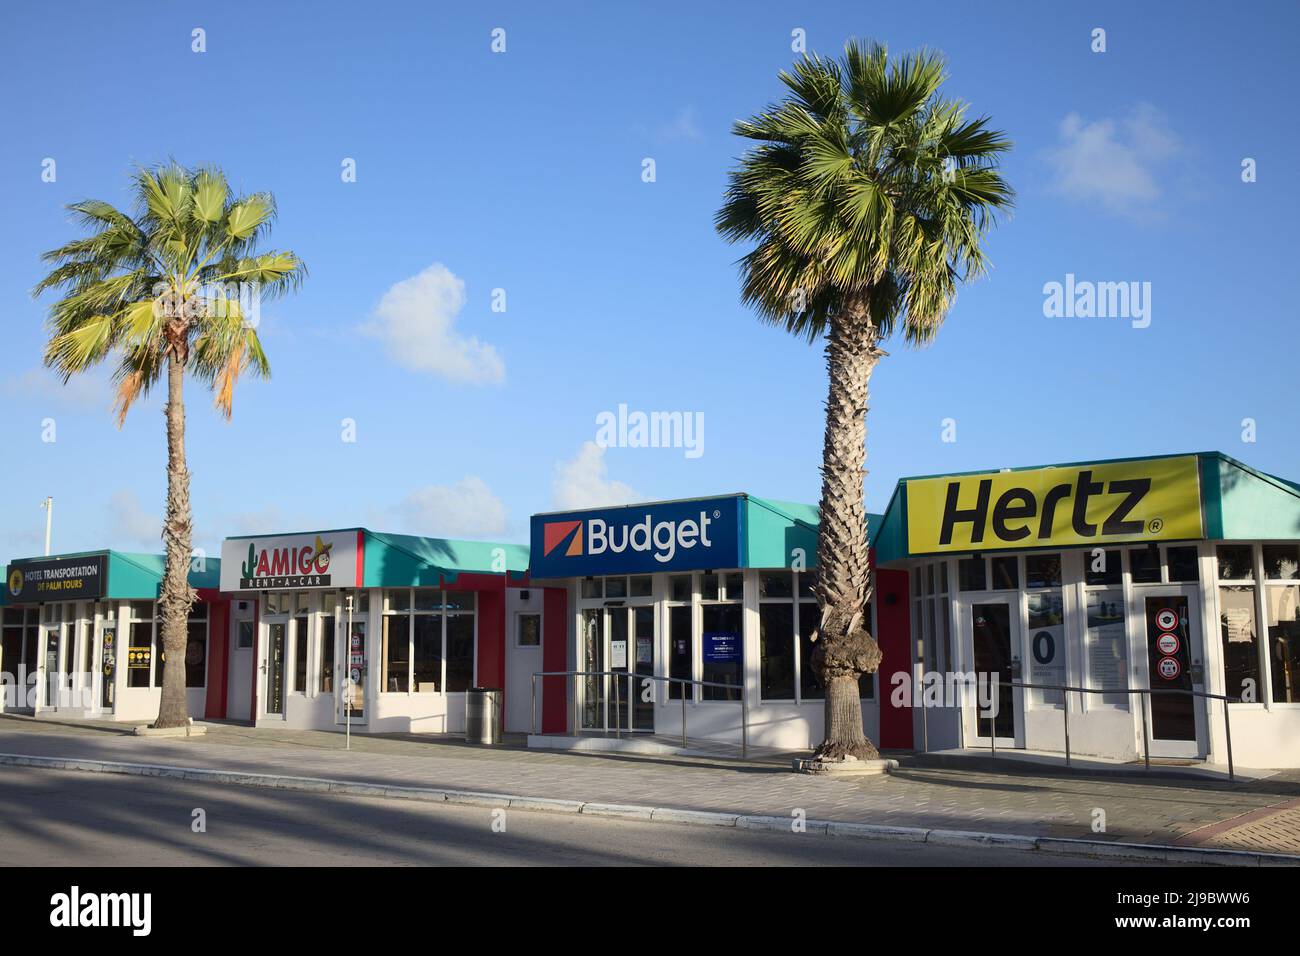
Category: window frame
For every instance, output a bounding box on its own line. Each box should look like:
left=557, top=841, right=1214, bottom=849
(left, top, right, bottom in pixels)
left=380, top=588, right=478, bottom=696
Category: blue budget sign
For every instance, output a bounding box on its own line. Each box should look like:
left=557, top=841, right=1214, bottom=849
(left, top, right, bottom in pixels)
left=702, top=632, right=741, bottom=663
left=530, top=496, right=743, bottom=578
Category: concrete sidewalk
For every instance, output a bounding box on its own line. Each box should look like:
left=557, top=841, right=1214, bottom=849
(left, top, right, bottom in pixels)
left=3, top=716, right=1300, bottom=857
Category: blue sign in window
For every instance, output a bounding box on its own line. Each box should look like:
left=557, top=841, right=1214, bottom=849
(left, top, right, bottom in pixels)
left=703, top=632, right=741, bottom=663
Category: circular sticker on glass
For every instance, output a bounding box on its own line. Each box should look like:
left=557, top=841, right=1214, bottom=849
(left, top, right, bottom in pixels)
left=1156, top=632, right=1180, bottom=656
left=1155, top=608, right=1179, bottom=632
left=1157, top=656, right=1181, bottom=680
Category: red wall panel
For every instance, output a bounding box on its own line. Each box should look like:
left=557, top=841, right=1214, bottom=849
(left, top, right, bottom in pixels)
left=875, top=566, right=913, bottom=750
left=541, top=587, right=568, bottom=733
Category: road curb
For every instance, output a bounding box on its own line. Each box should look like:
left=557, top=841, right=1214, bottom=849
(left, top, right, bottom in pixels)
left=3, top=751, right=1297, bottom=866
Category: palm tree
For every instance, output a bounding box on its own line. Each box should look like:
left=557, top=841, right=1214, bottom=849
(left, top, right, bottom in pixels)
left=716, top=41, right=1012, bottom=761
left=35, top=163, right=305, bottom=728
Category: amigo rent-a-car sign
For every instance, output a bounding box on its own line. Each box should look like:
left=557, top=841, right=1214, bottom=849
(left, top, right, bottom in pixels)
left=220, top=531, right=362, bottom=591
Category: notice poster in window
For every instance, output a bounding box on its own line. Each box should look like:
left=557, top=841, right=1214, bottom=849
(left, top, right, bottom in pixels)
left=1086, top=589, right=1128, bottom=705
left=635, top=636, right=653, bottom=665
left=703, top=632, right=740, bottom=663
left=1027, top=592, right=1065, bottom=707
left=610, top=639, right=628, bottom=669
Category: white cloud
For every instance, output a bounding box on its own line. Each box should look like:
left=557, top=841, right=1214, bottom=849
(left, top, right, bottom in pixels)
left=362, top=263, right=504, bottom=384
left=107, top=489, right=161, bottom=547
left=4, top=367, right=111, bottom=414
left=551, top=442, right=638, bottom=511
left=395, top=476, right=507, bottom=538
left=658, top=107, right=704, bottom=142
left=1044, top=104, right=1181, bottom=214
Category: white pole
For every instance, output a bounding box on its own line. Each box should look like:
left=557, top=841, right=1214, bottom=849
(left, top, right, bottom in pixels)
left=42, top=497, right=53, bottom=556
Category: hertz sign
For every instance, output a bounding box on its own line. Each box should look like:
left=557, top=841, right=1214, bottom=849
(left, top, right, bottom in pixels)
left=906, top=456, right=1203, bottom=555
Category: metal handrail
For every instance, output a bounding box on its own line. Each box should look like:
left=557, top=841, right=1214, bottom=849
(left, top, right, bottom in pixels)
left=968, top=675, right=1241, bottom=781
left=530, top=669, right=747, bottom=757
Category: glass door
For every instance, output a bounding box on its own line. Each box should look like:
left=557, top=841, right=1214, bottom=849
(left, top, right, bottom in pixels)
left=1141, top=592, right=1204, bottom=757
left=632, top=606, right=655, bottom=731
left=265, top=622, right=286, bottom=716
left=579, top=607, right=655, bottom=733
left=339, top=617, right=366, bottom=722
left=580, top=609, right=604, bottom=730
left=967, top=599, right=1023, bottom=747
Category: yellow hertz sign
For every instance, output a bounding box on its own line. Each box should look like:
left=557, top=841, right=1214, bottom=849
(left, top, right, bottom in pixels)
left=907, top=456, right=1203, bottom=554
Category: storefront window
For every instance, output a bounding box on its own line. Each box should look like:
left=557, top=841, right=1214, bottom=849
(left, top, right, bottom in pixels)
left=581, top=578, right=602, bottom=600
left=1085, top=589, right=1128, bottom=707
left=667, top=604, right=692, bottom=700
left=669, top=575, right=692, bottom=602
left=382, top=589, right=476, bottom=694
left=701, top=601, right=742, bottom=701
left=759, top=572, right=792, bottom=599
left=1264, top=545, right=1300, bottom=581
left=759, top=602, right=795, bottom=700
left=1129, top=548, right=1161, bottom=584
left=1025, top=554, right=1062, bottom=589
left=412, top=614, right=441, bottom=691
left=604, top=577, right=628, bottom=599
left=185, top=604, right=207, bottom=689
left=700, top=572, right=720, bottom=601
left=1085, top=549, right=1121, bottom=586
left=445, top=615, right=474, bottom=692
left=990, top=556, right=1018, bottom=590
left=1216, top=545, right=1256, bottom=581
left=1219, top=585, right=1260, bottom=702
left=319, top=613, right=335, bottom=693
left=1266, top=585, right=1300, bottom=704
left=958, top=557, right=986, bottom=592
left=292, top=602, right=309, bottom=693
left=1166, top=546, right=1200, bottom=583
left=629, top=576, right=653, bottom=597
left=1026, top=591, right=1065, bottom=707
left=128, top=604, right=153, bottom=689
left=383, top=612, right=410, bottom=693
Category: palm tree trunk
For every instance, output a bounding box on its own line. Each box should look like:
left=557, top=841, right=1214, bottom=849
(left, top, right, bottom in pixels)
left=811, top=298, right=884, bottom=761
left=153, top=352, right=196, bottom=729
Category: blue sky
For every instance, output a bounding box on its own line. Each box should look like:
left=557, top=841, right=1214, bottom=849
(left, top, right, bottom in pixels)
left=1, top=0, right=1297, bottom=559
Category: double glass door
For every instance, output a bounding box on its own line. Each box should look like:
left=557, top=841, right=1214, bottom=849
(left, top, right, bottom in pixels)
left=580, top=606, right=655, bottom=733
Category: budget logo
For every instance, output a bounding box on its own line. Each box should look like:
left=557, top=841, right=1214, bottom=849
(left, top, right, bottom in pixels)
left=543, top=520, right=583, bottom=558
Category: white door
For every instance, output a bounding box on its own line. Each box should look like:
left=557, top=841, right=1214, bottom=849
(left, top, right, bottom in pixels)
left=226, top=602, right=254, bottom=721
left=505, top=590, right=544, bottom=733
left=1135, top=588, right=1206, bottom=759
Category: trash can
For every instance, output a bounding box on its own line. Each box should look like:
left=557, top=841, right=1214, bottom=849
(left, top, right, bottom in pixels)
left=465, top=687, right=503, bottom=745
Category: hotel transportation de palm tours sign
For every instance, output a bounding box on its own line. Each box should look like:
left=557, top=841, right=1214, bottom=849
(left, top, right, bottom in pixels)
left=905, top=455, right=1204, bottom=555
left=6, top=554, right=107, bottom=602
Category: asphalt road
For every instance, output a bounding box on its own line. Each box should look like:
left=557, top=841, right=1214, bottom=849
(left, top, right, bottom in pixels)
left=0, top=767, right=1163, bottom=866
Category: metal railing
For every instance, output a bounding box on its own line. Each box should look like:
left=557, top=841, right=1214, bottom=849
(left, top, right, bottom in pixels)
left=973, top=677, right=1242, bottom=781
left=531, top=670, right=748, bottom=758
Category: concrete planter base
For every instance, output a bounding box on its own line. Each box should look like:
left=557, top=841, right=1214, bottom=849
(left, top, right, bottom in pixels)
left=792, top=756, right=898, bottom=776
left=133, top=724, right=207, bottom=738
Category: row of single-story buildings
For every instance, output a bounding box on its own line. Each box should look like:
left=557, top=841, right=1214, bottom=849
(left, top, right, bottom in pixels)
left=4, top=451, right=1299, bottom=768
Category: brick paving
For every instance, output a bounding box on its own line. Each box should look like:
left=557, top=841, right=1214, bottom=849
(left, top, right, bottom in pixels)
left=3, top=716, right=1300, bottom=855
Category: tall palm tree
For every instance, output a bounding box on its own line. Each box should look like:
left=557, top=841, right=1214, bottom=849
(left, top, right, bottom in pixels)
left=717, top=41, right=1013, bottom=761
left=35, top=163, right=305, bottom=728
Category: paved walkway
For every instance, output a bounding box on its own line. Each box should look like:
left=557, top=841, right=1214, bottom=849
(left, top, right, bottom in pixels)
left=4, top=717, right=1300, bottom=855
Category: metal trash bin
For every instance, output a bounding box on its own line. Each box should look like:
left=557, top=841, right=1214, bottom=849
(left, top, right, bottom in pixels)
left=465, top=687, right=503, bottom=745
